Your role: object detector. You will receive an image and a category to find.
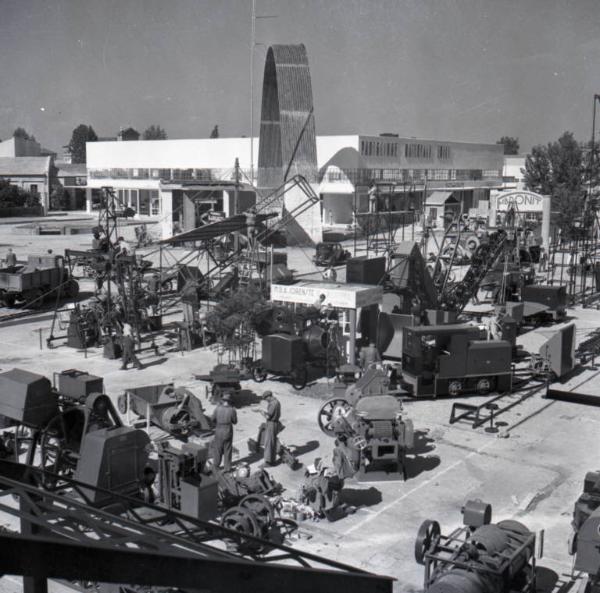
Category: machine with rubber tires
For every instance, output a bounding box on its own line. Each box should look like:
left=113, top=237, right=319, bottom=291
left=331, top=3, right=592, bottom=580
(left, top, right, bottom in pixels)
left=195, top=363, right=246, bottom=403
left=416, top=500, right=536, bottom=593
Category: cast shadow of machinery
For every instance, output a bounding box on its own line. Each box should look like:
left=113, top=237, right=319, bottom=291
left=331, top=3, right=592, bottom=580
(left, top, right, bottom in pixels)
left=233, top=389, right=261, bottom=408
left=534, top=566, right=578, bottom=593
left=405, top=429, right=440, bottom=479
left=139, top=357, right=168, bottom=369
left=339, top=486, right=382, bottom=507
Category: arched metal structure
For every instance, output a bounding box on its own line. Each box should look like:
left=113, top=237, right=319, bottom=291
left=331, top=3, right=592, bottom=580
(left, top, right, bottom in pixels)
left=258, top=44, right=322, bottom=244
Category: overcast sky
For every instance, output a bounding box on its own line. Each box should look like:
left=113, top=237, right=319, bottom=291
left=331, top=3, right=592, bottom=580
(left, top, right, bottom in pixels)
left=0, top=0, right=599, bottom=153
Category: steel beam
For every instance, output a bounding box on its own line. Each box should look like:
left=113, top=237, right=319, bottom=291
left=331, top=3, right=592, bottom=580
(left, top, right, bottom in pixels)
left=0, top=533, right=393, bottom=593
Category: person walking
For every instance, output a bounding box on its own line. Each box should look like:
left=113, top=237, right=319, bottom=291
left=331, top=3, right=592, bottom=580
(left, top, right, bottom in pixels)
left=120, top=322, right=142, bottom=370
left=211, top=392, right=237, bottom=471
left=259, top=391, right=281, bottom=466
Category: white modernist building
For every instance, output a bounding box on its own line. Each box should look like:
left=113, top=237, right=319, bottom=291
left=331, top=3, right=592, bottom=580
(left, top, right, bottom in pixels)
left=86, top=135, right=504, bottom=240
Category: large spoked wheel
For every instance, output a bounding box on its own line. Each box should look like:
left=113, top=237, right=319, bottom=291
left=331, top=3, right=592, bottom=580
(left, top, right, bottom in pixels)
left=414, top=519, right=440, bottom=565
left=290, top=367, right=307, bottom=391
left=239, top=494, right=274, bottom=527
left=40, top=415, right=77, bottom=485
left=318, top=398, right=352, bottom=436
left=448, top=380, right=463, bottom=397
left=221, top=506, right=262, bottom=553
left=252, top=365, right=268, bottom=383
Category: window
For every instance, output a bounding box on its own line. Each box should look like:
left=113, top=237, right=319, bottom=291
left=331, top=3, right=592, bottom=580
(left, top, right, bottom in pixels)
left=151, top=190, right=160, bottom=215
left=405, top=143, right=432, bottom=159
left=437, top=145, right=451, bottom=160
left=30, top=184, right=38, bottom=194
left=139, top=190, right=150, bottom=215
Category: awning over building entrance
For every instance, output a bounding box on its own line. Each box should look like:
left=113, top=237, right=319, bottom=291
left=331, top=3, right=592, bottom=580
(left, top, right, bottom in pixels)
left=425, top=191, right=457, bottom=206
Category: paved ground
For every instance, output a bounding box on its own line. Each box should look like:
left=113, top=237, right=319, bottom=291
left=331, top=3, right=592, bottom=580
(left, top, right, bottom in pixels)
left=0, top=218, right=598, bottom=592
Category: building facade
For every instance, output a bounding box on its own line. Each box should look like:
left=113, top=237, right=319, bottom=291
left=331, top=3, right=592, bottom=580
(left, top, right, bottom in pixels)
left=0, top=156, right=52, bottom=213
left=86, top=135, right=504, bottom=239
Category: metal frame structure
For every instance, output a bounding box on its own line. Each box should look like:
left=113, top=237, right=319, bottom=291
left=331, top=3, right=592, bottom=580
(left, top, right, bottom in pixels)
left=0, top=459, right=393, bottom=593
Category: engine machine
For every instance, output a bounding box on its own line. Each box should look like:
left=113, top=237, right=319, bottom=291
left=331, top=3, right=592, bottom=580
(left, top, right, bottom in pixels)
left=415, top=500, right=536, bottom=593
left=401, top=324, right=513, bottom=397
left=318, top=393, right=413, bottom=480
left=569, top=471, right=600, bottom=592
left=0, top=368, right=150, bottom=505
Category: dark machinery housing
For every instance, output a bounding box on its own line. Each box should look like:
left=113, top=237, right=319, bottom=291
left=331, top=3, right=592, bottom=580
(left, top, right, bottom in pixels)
left=415, top=500, right=536, bottom=593
left=569, top=471, right=600, bottom=592
left=0, top=368, right=149, bottom=505
left=401, top=325, right=513, bottom=397
left=0, top=255, right=78, bottom=308
left=253, top=320, right=341, bottom=389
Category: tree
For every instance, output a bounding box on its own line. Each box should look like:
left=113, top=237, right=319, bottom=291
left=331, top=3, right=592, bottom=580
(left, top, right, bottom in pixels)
left=523, top=131, right=587, bottom=235
left=210, top=125, right=219, bottom=139
left=0, top=178, right=39, bottom=209
left=13, top=127, right=36, bottom=142
left=68, top=124, right=98, bottom=163
left=50, top=185, right=70, bottom=210
left=142, top=125, right=167, bottom=140
left=496, top=136, right=520, bottom=155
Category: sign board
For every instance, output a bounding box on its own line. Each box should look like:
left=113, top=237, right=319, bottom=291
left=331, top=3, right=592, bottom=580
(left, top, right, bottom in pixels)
left=270, top=282, right=383, bottom=309
left=495, top=191, right=546, bottom=212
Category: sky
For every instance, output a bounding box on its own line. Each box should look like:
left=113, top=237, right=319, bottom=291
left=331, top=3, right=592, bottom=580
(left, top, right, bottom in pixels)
left=0, top=0, right=599, bottom=154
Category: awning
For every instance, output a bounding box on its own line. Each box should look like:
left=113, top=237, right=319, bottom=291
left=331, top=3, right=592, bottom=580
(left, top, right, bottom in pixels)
left=159, top=212, right=277, bottom=245
left=425, top=191, right=457, bottom=207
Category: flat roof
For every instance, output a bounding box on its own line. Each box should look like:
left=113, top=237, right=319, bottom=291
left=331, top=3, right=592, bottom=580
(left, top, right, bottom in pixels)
left=271, top=281, right=383, bottom=309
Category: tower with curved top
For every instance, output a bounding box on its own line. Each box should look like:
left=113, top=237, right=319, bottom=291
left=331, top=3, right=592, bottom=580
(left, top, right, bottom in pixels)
left=257, top=44, right=322, bottom=245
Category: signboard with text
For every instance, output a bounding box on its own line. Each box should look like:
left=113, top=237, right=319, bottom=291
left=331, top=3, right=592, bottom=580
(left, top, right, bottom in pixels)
left=495, top=191, right=547, bottom=212
left=270, top=282, right=383, bottom=309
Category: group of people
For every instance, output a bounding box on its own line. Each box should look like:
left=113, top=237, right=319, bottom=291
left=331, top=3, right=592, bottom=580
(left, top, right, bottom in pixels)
left=210, top=390, right=282, bottom=472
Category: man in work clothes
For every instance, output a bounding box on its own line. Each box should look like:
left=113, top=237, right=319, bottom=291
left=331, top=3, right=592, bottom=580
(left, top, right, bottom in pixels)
left=259, top=391, right=282, bottom=466
left=120, top=322, right=142, bottom=370
left=4, top=248, right=17, bottom=271
left=211, top=392, right=237, bottom=472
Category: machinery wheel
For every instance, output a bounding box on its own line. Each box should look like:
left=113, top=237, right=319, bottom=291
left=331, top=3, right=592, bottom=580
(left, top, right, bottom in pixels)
left=221, top=507, right=262, bottom=551
left=414, top=519, right=440, bottom=565
left=117, top=393, right=128, bottom=414
left=252, top=366, right=268, bottom=383
left=64, top=279, right=80, bottom=299
left=25, top=289, right=44, bottom=309
left=448, top=380, right=463, bottom=397
left=40, top=415, right=78, bottom=483
left=318, top=398, right=352, bottom=436
left=290, top=367, right=308, bottom=390
left=239, top=494, right=275, bottom=526
left=476, top=378, right=493, bottom=396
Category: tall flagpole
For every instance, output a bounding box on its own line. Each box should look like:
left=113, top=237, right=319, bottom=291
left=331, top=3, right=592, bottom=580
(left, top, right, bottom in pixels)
left=250, top=0, right=256, bottom=184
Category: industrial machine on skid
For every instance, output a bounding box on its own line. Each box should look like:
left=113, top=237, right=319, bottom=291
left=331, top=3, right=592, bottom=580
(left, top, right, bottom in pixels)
left=415, top=500, right=536, bottom=593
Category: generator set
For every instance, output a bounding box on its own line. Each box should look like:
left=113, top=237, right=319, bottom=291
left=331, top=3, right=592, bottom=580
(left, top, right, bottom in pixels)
left=253, top=320, right=341, bottom=390
left=0, top=368, right=150, bottom=505
left=318, top=392, right=414, bottom=480
left=155, top=441, right=219, bottom=521
left=401, top=324, right=513, bottom=397
left=568, top=471, right=600, bottom=592
left=415, top=500, right=536, bottom=593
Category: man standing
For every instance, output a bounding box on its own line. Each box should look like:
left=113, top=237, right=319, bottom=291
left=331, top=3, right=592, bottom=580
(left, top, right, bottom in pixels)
left=258, top=391, right=281, bottom=466
left=359, top=342, right=381, bottom=369
left=211, top=392, right=237, bottom=472
left=4, top=248, right=17, bottom=270
left=120, top=321, right=142, bottom=370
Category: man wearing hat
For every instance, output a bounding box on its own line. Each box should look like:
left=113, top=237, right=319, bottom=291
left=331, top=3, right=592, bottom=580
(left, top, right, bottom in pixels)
left=210, top=391, right=237, bottom=471
left=258, top=391, right=282, bottom=466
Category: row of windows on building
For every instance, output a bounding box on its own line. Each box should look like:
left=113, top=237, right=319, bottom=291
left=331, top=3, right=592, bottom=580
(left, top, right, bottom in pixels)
left=359, top=140, right=452, bottom=160
left=89, top=168, right=219, bottom=181
left=324, top=168, right=502, bottom=184
left=116, top=188, right=161, bottom=216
